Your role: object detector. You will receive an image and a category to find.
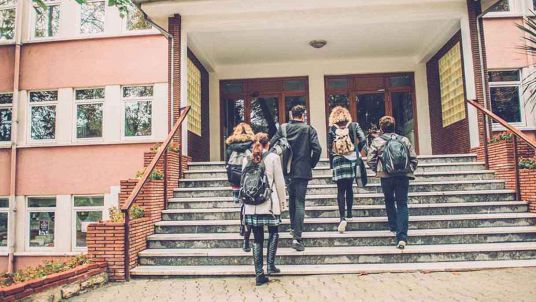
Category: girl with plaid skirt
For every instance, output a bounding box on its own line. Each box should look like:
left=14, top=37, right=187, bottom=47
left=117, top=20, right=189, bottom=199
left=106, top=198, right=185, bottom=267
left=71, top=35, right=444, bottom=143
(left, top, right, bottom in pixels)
left=327, top=106, right=367, bottom=233
left=243, top=133, right=287, bottom=286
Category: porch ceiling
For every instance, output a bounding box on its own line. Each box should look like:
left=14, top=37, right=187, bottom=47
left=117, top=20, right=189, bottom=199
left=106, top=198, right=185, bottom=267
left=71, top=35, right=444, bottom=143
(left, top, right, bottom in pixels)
left=188, top=19, right=460, bottom=66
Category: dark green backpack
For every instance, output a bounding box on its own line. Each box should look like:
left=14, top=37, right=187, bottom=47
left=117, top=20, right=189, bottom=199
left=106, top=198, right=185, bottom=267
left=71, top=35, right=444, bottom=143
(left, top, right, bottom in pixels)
left=380, top=134, right=412, bottom=175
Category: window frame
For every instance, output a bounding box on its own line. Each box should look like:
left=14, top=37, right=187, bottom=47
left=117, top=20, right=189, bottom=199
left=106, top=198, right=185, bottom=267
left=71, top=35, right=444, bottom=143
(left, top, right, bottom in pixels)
left=73, top=87, right=105, bottom=142
left=31, top=0, right=61, bottom=40
left=121, top=85, right=154, bottom=140
left=27, top=90, right=58, bottom=143
left=122, top=3, right=154, bottom=33
left=0, top=197, right=9, bottom=253
left=488, top=69, right=526, bottom=129
left=78, top=0, right=106, bottom=36
left=26, top=196, right=56, bottom=251
left=71, top=195, right=104, bottom=251
left=0, top=92, right=13, bottom=144
left=0, top=0, right=17, bottom=43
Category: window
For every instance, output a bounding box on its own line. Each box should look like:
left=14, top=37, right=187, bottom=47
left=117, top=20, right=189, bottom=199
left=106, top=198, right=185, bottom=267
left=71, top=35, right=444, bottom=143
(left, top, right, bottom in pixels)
left=0, top=198, right=8, bottom=248
left=75, top=88, right=104, bottom=139
left=0, top=93, right=12, bottom=142
left=488, top=0, right=510, bottom=12
left=439, top=42, right=466, bottom=127
left=187, top=59, right=202, bottom=136
left=27, top=197, right=55, bottom=248
left=123, top=86, right=153, bottom=137
left=0, top=0, right=16, bottom=41
left=80, top=0, right=105, bottom=34
left=33, top=0, right=60, bottom=38
left=72, top=196, right=103, bottom=249
left=489, top=69, right=524, bottom=124
left=125, top=3, right=151, bottom=31
left=29, top=90, right=57, bottom=140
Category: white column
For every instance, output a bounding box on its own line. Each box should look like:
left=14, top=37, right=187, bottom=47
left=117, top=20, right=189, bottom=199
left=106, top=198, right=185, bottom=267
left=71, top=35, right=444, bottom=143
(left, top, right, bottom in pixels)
left=209, top=73, right=220, bottom=161
left=308, top=69, right=327, bottom=158
left=414, top=63, right=433, bottom=155
left=461, top=17, right=481, bottom=149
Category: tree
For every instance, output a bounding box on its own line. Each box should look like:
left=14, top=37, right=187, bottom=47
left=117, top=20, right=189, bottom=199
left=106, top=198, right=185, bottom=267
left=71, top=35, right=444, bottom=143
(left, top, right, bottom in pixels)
left=517, top=12, right=536, bottom=112
left=33, top=0, right=132, bottom=17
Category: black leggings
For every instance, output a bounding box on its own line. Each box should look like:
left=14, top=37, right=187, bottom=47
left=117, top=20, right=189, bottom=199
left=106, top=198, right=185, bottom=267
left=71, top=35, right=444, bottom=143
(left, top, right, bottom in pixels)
left=252, top=225, right=279, bottom=243
left=336, top=178, right=354, bottom=220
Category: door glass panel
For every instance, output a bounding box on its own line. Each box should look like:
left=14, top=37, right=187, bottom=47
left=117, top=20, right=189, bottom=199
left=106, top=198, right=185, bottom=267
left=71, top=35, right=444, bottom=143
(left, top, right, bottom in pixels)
left=250, top=96, right=279, bottom=137
left=284, top=80, right=306, bottom=91
left=327, top=78, right=348, bottom=90
left=223, top=98, right=244, bottom=140
left=392, top=92, right=415, bottom=145
left=390, top=75, right=412, bottom=87
left=356, top=93, right=385, bottom=132
left=328, top=94, right=350, bottom=112
left=285, top=96, right=307, bottom=122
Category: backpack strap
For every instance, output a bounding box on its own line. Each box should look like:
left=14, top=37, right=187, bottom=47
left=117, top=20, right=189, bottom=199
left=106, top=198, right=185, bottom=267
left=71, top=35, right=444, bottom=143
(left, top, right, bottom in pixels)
left=281, top=124, right=288, bottom=138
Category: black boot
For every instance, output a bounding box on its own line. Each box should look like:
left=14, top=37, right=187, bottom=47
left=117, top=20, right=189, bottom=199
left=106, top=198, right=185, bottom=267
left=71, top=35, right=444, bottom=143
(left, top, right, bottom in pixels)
left=267, top=233, right=280, bottom=275
left=252, top=243, right=269, bottom=286
left=242, top=226, right=251, bottom=252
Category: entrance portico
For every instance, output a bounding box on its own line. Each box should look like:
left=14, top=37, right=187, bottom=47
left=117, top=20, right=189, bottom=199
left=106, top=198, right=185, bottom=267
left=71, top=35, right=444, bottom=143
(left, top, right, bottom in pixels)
left=135, top=0, right=500, bottom=161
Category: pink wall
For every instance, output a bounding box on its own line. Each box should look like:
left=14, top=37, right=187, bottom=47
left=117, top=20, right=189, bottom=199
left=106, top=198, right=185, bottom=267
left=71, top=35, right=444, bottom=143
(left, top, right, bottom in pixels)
left=0, top=149, right=11, bottom=196
left=0, top=256, right=73, bottom=273
left=0, top=45, right=15, bottom=92
left=483, top=17, right=529, bottom=69
left=16, top=143, right=152, bottom=195
left=20, top=35, right=168, bottom=90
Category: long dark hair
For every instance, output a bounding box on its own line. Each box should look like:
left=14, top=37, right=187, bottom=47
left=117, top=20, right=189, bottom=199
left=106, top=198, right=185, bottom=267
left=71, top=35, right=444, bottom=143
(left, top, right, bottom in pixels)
left=252, top=133, right=269, bottom=164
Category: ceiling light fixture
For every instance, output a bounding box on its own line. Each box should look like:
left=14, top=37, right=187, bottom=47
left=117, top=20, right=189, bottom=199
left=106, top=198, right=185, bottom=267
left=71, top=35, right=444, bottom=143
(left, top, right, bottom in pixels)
left=309, top=40, right=327, bottom=49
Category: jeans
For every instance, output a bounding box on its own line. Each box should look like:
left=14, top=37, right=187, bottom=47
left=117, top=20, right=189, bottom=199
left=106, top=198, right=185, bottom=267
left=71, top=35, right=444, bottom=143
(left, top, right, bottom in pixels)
left=380, top=176, right=410, bottom=242
left=288, top=178, right=309, bottom=241
left=336, top=178, right=354, bottom=220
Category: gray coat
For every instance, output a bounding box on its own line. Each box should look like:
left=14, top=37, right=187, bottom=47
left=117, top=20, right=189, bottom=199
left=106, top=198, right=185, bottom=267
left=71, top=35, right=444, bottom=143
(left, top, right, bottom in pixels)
left=242, top=151, right=287, bottom=216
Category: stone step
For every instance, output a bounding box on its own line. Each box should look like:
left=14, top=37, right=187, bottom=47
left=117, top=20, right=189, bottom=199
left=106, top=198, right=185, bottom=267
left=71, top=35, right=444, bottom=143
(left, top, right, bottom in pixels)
left=183, top=162, right=486, bottom=179
left=187, top=154, right=478, bottom=171
left=178, top=170, right=497, bottom=188
left=131, top=259, right=536, bottom=277
left=137, top=242, right=536, bottom=266
left=168, top=190, right=516, bottom=209
left=173, top=180, right=505, bottom=198
left=154, top=213, right=536, bottom=234
left=161, top=201, right=528, bottom=221
left=147, top=226, right=536, bottom=249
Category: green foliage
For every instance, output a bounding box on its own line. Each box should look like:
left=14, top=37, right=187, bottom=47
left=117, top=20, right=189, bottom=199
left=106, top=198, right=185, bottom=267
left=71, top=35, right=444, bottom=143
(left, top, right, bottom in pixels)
left=129, top=205, right=145, bottom=219
left=519, top=157, right=536, bottom=170
left=32, top=0, right=132, bottom=17
left=517, top=11, right=536, bottom=112
left=489, top=132, right=513, bottom=144
left=150, top=169, right=164, bottom=180
left=108, top=205, right=145, bottom=222
left=0, top=255, right=91, bottom=288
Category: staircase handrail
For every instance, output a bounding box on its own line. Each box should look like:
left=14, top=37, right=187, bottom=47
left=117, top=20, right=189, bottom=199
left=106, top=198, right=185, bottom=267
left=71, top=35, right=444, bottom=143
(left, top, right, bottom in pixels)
left=121, top=105, right=190, bottom=281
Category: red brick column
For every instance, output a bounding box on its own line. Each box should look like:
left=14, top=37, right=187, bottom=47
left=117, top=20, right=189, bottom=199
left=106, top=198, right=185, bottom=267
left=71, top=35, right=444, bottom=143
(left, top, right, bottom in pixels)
left=520, top=169, right=536, bottom=212
left=169, top=14, right=182, bottom=138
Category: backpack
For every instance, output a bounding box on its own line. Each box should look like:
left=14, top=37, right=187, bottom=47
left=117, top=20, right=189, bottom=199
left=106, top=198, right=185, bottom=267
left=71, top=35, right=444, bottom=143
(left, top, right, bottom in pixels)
left=239, top=153, right=273, bottom=206
left=270, top=124, right=293, bottom=175
left=332, top=123, right=355, bottom=156
left=226, top=149, right=251, bottom=185
left=380, top=134, right=412, bottom=175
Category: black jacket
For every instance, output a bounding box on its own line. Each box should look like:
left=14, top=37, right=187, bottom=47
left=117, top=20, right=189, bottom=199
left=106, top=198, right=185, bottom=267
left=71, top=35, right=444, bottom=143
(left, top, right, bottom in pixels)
left=224, top=141, right=253, bottom=162
left=270, top=120, right=322, bottom=180
left=327, top=122, right=367, bottom=168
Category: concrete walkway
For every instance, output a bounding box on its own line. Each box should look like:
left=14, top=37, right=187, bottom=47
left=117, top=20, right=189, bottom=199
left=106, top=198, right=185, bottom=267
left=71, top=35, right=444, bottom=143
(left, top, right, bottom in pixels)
left=68, top=268, right=536, bottom=302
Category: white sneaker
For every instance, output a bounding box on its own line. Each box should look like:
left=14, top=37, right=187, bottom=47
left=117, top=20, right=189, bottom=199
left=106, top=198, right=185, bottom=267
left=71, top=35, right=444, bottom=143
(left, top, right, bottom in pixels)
left=338, top=220, right=347, bottom=233
left=397, top=241, right=407, bottom=249
left=346, top=217, right=353, bottom=222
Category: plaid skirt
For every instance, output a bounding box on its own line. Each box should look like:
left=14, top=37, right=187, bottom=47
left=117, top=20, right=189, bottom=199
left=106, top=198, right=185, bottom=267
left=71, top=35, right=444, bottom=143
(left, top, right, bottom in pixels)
left=245, top=214, right=281, bottom=227
left=332, top=155, right=356, bottom=182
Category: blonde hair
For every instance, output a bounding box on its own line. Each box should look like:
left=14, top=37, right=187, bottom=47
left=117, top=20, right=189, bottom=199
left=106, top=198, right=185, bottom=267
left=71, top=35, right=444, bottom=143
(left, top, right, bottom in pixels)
left=329, top=106, right=352, bottom=126
left=225, top=122, right=255, bottom=145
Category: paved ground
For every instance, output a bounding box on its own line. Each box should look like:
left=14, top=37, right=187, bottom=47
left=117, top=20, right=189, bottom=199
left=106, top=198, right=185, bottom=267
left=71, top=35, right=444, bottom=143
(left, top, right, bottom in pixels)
left=69, top=268, right=536, bottom=302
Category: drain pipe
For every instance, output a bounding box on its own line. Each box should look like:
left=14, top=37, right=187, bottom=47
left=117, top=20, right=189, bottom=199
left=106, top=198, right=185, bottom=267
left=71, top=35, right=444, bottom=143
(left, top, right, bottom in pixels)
left=7, top=0, right=24, bottom=273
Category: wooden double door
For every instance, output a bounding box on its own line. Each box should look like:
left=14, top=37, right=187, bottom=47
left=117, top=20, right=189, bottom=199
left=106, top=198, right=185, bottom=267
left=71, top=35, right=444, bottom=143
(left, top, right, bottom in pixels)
left=324, top=73, right=418, bottom=150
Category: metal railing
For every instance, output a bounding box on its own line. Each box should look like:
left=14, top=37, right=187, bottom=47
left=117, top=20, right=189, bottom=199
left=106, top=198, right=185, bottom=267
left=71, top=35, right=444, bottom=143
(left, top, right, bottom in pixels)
left=466, top=99, right=536, bottom=200
left=120, top=106, right=190, bottom=281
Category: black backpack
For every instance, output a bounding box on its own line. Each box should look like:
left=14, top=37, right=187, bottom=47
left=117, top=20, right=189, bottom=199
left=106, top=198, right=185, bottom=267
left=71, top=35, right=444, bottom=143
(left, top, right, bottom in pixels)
left=380, top=134, right=412, bottom=176
left=270, top=124, right=293, bottom=176
left=239, top=154, right=273, bottom=206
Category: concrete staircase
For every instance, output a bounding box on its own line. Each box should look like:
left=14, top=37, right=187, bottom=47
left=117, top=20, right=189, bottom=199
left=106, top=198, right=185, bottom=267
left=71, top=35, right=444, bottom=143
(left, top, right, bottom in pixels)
left=131, top=154, right=536, bottom=277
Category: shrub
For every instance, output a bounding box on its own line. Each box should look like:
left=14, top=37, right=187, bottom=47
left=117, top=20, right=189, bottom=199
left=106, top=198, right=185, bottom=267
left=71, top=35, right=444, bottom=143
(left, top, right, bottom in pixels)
left=0, top=255, right=91, bottom=288
left=489, top=132, right=513, bottom=144
left=108, top=205, right=145, bottom=222
left=149, top=169, right=164, bottom=180
left=168, top=141, right=180, bottom=153
left=135, top=169, right=145, bottom=179
left=519, top=157, right=536, bottom=170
